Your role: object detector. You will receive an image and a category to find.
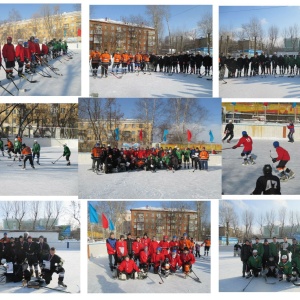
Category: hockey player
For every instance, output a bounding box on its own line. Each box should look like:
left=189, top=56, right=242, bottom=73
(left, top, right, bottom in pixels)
left=182, top=147, right=191, bottom=169
left=41, top=247, right=67, bottom=287
left=21, top=144, right=35, bottom=170
left=169, top=236, right=179, bottom=253
left=0, top=137, right=4, bottom=156
left=200, top=147, right=209, bottom=171
left=180, top=247, right=196, bottom=273
left=246, top=249, right=262, bottom=278
left=132, top=236, right=143, bottom=262
left=222, top=120, right=234, bottom=143
left=15, top=235, right=28, bottom=264
left=100, top=49, right=111, bottom=77
left=288, top=238, right=300, bottom=260
left=106, top=232, right=117, bottom=272
left=13, top=137, right=22, bottom=161
left=15, top=39, right=25, bottom=77
left=251, top=164, right=281, bottom=195
left=252, top=237, right=264, bottom=257
left=141, top=233, right=151, bottom=249
left=149, top=236, right=159, bottom=256
left=37, top=236, right=50, bottom=270
left=5, top=138, right=13, bottom=158
left=264, top=256, right=277, bottom=278
left=287, top=121, right=295, bottom=143
left=90, top=49, right=101, bottom=77
left=26, top=236, right=39, bottom=278
left=63, top=143, right=71, bottom=166
left=91, top=142, right=103, bottom=172
left=121, top=51, right=129, bottom=74
left=159, top=236, right=170, bottom=257
left=269, top=237, right=280, bottom=264
left=278, top=255, right=295, bottom=282
left=179, top=233, right=193, bottom=252
left=232, top=131, right=254, bottom=165
left=116, top=235, right=128, bottom=262
left=201, top=237, right=211, bottom=256
left=167, top=249, right=182, bottom=273
left=125, top=233, right=134, bottom=259
left=272, top=141, right=294, bottom=181
left=117, top=254, right=142, bottom=280
left=280, top=237, right=291, bottom=260
left=151, top=247, right=165, bottom=274
left=2, top=36, right=16, bottom=79
left=112, top=50, right=121, bottom=74
left=139, top=246, right=151, bottom=272
left=32, top=140, right=41, bottom=165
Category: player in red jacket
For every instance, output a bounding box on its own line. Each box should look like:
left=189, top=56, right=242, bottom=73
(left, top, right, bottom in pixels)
left=272, top=141, right=295, bottom=181
left=2, top=36, right=16, bottom=79
left=132, top=237, right=143, bottom=261
left=139, top=246, right=151, bottom=272
left=159, top=235, right=170, bottom=257
left=106, top=232, right=117, bottom=271
left=117, top=255, right=141, bottom=280
left=232, top=131, right=254, bottom=165
left=141, top=233, right=151, bottom=248
left=169, top=236, right=180, bottom=253
left=15, top=39, right=25, bottom=77
left=116, top=235, right=128, bottom=261
left=151, top=247, right=165, bottom=274
left=180, top=247, right=196, bottom=274
left=167, top=249, right=182, bottom=273
left=149, top=236, right=159, bottom=256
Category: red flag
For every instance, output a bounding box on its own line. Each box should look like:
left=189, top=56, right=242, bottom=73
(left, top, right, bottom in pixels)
left=263, top=102, right=268, bottom=107
left=139, top=129, right=143, bottom=141
left=77, top=28, right=81, bottom=37
left=187, top=130, right=192, bottom=142
left=102, top=213, right=109, bottom=229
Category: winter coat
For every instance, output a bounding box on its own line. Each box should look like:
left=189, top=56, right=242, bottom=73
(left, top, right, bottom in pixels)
left=248, top=255, right=262, bottom=269
left=116, top=240, right=128, bottom=258
left=15, top=44, right=25, bottom=62
left=158, top=241, right=170, bottom=256
left=241, top=244, right=252, bottom=262
left=275, top=146, right=290, bottom=161
left=106, top=238, right=116, bottom=255
left=151, top=252, right=165, bottom=267
left=180, top=252, right=196, bottom=265
left=2, top=43, right=16, bottom=61
left=118, top=259, right=140, bottom=274
left=234, top=135, right=253, bottom=151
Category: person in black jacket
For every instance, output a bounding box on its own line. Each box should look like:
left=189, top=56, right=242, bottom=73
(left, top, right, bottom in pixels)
left=262, top=239, right=270, bottom=269
left=236, top=54, right=244, bottom=77
left=241, top=240, right=252, bottom=277
left=222, top=120, right=234, bottom=143
left=251, top=164, right=281, bottom=195
left=126, top=233, right=134, bottom=259
left=105, top=154, right=114, bottom=174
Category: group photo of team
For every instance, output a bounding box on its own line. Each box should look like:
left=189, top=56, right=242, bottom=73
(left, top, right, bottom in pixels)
left=222, top=102, right=299, bottom=195
left=0, top=4, right=81, bottom=96
left=89, top=5, right=212, bottom=98
left=87, top=201, right=211, bottom=293
left=220, top=200, right=300, bottom=292
left=0, top=201, right=80, bottom=293
left=219, top=6, right=300, bottom=98
left=78, top=97, right=221, bottom=199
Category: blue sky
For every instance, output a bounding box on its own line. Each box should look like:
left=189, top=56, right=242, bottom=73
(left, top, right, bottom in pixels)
left=0, top=4, right=80, bottom=21
left=90, top=5, right=212, bottom=37
left=116, top=98, right=221, bottom=143
left=220, top=6, right=300, bottom=32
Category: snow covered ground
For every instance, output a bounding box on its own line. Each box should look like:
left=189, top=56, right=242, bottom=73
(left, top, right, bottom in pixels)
left=219, top=69, right=300, bottom=98
left=222, top=139, right=300, bottom=195
left=0, top=49, right=81, bottom=97
left=89, top=67, right=212, bottom=98
left=88, top=253, right=210, bottom=293
left=219, top=245, right=299, bottom=292
left=0, top=146, right=78, bottom=196
left=78, top=154, right=221, bottom=199
left=0, top=250, right=80, bottom=293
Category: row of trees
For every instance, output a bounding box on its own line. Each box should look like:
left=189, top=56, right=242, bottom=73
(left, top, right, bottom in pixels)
left=220, top=17, right=300, bottom=55
left=0, top=103, right=78, bottom=138
left=0, top=5, right=81, bottom=44
left=0, top=201, right=80, bottom=231
left=220, top=201, right=300, bottom=244
left=88, top=201, right=210, bottom=241
left=90, top=5, right=212, bottom=54
left=78, top=98, right=208, bottom=151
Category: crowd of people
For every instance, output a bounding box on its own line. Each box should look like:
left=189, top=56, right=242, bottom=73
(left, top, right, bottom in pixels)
left=90, top=143, right=210, bottom=173
left=219, top=52, right=300, bottom=79
left=235, top=237, right=300, bottom=283
left=106, top=232, right=210, bottom=280
left=0, top=35, right=69, bottom=79
left=90, top=49, right=212, bottom=77
left=0, top=232, right=67, bottom=287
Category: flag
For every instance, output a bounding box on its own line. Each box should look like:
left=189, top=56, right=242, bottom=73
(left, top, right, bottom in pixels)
left=292, top=103, right=297, bottom=108
left=77, top=28, right=81, bottom=37
left=231, top=102, right=236, bottom=106
left=115, top=128, right=120, bottom=141
left=163, top=129, right=168, bottom=142
left=108, top=218, right=115, bottom=231
left=263, top=102, right=268, bottom=107
left=102, top=213, right=109, bottom=229
left=88, top=203, right=98, bottom=224
left=209, top=130, right=214, bottom=143
left=139, top=129, right=143, bottom=141
left=187, top=130, right=192, bottom=142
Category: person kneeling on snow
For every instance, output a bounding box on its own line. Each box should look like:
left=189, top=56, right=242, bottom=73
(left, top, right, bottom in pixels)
left=117, top=255, right=142, bottom=280
left=180, top=247, right=196, bottom=274
left=40, top=247, right=67, bottom=287
left=167, top=249, right=182, bottom=273
left=278, top=255, right=296, bottom=282
left=246, top=249, right=262, bottom=278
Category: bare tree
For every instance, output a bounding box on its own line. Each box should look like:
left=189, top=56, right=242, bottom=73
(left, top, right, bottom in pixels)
left=268, top=25, right=279, bottom=53
left=12, top=201, right=27, bottom=230
left=278, top=207, right=287, bottom=237
left=68, top=201, right=81, bottom=227
left=0, top=202, right=13, bottom=230
left=289, top=210, right=296, bottom=236
left=242, top=17, right=263, bottom=52
left=219, top=201, right=235, bottom=245
left=265, top=209, right=276, bottom=238
left=197, top=12, right=213, bottom=37
left=256, top=213, right=265, bottom=236
left=242, top=209, right=254, bottom=239
left=30, top=201, right=40, bottom=230
left=289, top=24, right=300, bottom=51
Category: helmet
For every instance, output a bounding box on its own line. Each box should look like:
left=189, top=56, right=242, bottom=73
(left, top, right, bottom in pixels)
left=253, top=249, right=258, bottom=254
left=282, top=255, right=288, bottom=260
left=18, top=39, right=23, bottom=43
left=24, top=42, right=28, bottom=47
left=7, top=36, right=12, bottom=41
left=242, top=131, right=247, bottom=136
left=156, top=247, right=162, bottom=252
left=171, top=249, right=177, bottom=253
left=183, top=233, right=187, bottom=237
left=172, top=235, right=177, bottom=239
left=14, top=138, right=18, bottom=141
left=34, top=140, right=37, bottom=142
left=34, top=38, right=39, bottom=43
left=263, top=164, right=272, bottom=175
left=163, top=235, right=168, bottom=240
left=229, top=120, right=233, bottom=123
left=273, top=141, right=279, bottom=148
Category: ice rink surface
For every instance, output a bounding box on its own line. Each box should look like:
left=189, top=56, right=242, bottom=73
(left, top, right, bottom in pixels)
left=222, top=139, right=299, bottom=195
left=1, top=147, right=78, bottom=196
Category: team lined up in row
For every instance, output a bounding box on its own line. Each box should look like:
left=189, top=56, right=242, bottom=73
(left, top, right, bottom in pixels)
left=91, top=144, right=210, bottom=173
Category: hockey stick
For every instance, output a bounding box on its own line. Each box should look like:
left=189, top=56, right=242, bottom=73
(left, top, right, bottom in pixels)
left=157, top=261, right=164, bottom=284
left=190, top=269, right=201, bottom=282
left=52, top=155, right=63, bottom=164
left=40, top=286, right=71, bottom=293
left=0, top=83, right=14, bottom=96
left=1, top=63, right=27, bottom=92
left=242, top=274, right=255, bottom=292
left=13, top=67, right=38, bottom=83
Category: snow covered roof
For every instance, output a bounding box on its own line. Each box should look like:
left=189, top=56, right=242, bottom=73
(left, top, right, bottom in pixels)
left=90, top=18, right=155, bottom=30
left=131, top=206, right=197, bottom=213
